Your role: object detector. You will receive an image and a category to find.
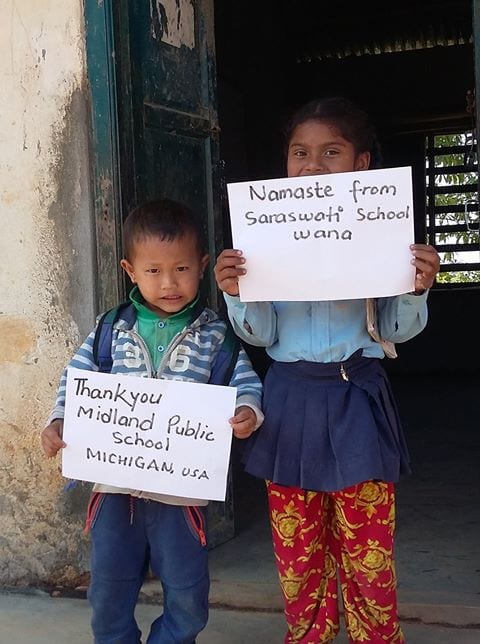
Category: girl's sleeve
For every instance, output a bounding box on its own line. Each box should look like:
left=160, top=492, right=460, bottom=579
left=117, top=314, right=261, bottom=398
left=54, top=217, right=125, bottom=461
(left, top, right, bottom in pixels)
left=46, top=327, right=100, bottom=425
left=377, top=292, right=429, bottom=343
left=223, top=294, right=277, bottom=347
left=228, top=345, right=264, bottom=430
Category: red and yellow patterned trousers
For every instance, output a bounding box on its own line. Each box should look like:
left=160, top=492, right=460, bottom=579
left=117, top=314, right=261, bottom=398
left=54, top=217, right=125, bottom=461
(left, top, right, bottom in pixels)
left=267, top=480, right=405, bottom=643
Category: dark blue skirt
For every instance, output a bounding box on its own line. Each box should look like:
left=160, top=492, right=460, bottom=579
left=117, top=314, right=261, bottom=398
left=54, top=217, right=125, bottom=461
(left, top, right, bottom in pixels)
left=243, top=353, right=411, bottom=492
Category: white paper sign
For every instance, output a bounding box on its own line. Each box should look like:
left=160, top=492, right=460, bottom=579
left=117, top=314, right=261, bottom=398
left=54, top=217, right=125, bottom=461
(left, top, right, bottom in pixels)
left=227, top=167, right=416, bottom=301
left=62, top=368, right=237, bottom=501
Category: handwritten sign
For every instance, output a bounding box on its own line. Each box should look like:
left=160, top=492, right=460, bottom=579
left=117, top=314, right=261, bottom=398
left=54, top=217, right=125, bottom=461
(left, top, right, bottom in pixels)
left=62, top=368, right=237, bottom=501
left=227, top=167, right=416, bottom=301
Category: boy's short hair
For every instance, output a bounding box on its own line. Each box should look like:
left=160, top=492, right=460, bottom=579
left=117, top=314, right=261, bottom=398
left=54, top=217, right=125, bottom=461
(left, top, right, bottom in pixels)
left=122, top=198, right=207, bottom=260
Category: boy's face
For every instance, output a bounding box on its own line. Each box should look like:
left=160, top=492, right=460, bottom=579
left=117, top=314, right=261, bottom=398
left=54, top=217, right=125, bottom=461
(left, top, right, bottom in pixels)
left=287, top=120, right=370, bottom=177
left=120, top=234, right=209, bottom=318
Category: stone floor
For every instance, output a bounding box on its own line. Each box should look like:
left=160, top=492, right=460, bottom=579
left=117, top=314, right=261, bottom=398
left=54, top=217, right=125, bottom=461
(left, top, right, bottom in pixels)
left=206, top=373, right=480, bottom=615
left=1, top=591, right=480, bottom=643
left=2, top=373, right=479, bottom=643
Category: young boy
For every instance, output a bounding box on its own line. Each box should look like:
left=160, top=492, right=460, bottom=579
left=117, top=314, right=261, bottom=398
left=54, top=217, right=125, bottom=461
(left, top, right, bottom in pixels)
left=41, top=198, right=263, bottom=644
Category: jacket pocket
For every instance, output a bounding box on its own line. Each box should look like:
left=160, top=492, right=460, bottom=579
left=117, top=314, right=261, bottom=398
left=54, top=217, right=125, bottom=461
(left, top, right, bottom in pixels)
left=84, top=492, right=106, bottom=534
left=183, top=506, right=207, bottom=547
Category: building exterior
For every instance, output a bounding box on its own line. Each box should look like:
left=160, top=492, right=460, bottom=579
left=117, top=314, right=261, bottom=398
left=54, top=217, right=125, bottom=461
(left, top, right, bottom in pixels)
left=0, top=0, right=222, bottom=586
left=0, top=0, right=478, bottom=586
left=0, top=0, right=95, bottom=584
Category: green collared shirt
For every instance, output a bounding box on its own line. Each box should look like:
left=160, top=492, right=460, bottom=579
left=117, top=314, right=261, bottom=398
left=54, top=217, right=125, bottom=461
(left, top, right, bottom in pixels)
left=129, top=286, right=199, bottom=371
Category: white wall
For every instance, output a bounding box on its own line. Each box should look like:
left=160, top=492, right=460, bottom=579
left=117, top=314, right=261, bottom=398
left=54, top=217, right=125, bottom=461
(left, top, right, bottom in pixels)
left=0, top=1, right=95, bottom=584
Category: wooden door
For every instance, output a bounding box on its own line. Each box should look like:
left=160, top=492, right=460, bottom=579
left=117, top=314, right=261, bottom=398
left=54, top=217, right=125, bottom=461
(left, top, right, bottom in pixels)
left=88, top=0, right=233, bottom=546
left=115, top=0, right=222, bottom=307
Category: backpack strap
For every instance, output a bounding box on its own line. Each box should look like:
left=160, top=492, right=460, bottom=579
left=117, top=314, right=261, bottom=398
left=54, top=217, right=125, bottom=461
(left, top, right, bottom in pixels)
left=366, top=298, right=397, bottom=359
left=93, top=304, right=241, bottom=382
left=208, top=321, right=241, bottom=386
left=92, top=302, right=137, bottom=372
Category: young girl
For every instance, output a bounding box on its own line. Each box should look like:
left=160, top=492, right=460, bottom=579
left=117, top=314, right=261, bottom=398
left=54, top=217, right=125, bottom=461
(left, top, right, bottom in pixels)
left=215, top=97, right=440, bottom=643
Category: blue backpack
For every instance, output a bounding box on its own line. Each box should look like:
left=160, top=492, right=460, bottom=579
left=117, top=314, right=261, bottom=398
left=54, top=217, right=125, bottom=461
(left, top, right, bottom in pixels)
left=92, top=302, right=240, bottom=386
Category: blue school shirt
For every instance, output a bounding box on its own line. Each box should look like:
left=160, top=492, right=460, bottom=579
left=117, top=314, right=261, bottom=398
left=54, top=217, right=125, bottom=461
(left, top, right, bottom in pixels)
left=223, top=293, right=428, bottom=362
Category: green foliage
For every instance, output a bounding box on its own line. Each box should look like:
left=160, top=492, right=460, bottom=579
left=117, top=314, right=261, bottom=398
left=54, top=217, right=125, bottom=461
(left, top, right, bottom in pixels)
left=437, top=270, right=480, bottom=284
left=427, top=132, right=479, bottom=284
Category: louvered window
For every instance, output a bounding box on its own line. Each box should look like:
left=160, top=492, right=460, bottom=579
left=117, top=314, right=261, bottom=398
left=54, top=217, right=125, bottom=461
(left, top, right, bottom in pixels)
left=425, top=132, right=480, bottom=285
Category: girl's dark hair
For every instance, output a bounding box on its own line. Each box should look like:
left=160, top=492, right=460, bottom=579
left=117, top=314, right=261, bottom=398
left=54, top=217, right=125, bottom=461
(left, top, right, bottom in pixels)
left=285, top=97, right=382, bottom=168
left=122, top=198, right=207, bottom=260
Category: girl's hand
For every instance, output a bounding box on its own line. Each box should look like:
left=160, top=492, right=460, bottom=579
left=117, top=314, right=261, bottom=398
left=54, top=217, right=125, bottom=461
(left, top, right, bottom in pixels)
left=410, top=244, right=440, bottom=293
left=214, top=249, right=246, bottom=296
left=230, top=405, right=256, bottom=439
left=41, top=419, right=66, bottom=457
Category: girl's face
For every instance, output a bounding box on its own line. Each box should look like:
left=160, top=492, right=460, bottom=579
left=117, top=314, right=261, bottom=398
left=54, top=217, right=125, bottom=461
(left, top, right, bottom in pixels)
left=287, top=120, right=370, bottom=178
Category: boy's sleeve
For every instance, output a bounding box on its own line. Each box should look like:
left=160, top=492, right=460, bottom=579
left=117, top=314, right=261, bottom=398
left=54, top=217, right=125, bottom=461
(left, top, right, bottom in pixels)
left=377, top=292, right=429, bottom=343
left=228, top=345, right=264, bottom=430
left=224, top=294, right=278, bottom=347
left=46, top=327, right=100, bottom=425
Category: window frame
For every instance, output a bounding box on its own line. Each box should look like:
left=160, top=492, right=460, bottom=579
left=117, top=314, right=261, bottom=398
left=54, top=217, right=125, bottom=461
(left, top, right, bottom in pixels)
left=425, top=129, right=480, bottom=289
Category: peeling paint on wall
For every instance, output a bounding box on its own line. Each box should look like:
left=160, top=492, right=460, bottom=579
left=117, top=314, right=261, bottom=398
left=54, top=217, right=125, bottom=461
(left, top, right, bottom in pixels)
left=0, top=0, right=95, bottom=585
left=150, top=0, right=195, bottom=49
left=0, top=316, right=36, bottom=363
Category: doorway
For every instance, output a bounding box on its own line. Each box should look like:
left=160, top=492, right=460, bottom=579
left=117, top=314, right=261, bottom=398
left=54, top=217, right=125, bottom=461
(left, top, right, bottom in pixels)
left=213, top=0, right=480, bottom=608
left=85, top=0, right=480, bottom=608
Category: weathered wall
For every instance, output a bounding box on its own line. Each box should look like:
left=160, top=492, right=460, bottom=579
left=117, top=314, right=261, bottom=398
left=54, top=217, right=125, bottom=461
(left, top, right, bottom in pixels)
left=0, top=1, right=95, bottom=584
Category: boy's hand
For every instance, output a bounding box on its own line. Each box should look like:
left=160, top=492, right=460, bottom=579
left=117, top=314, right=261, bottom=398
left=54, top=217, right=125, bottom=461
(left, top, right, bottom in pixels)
left=214, top=249, right=246, bottom=296
left=41, top=419, right=66, bottom=457
left=410, top=244, right=440, bottom=293
left=230, top=405, right=257, bottom=439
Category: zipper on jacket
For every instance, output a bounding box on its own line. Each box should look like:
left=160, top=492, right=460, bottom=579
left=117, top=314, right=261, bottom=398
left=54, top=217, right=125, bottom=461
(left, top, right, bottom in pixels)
left=157, top=314, right=207, bottom=376
left=340, top=363, right=349, bottom=382
left=128, top=327, right=186, bottom=378
left=155, top=309, right=213, bottom=378
left=185, top=506, right=207, bottom=546
left=125, top=311, right=210, bottom=379
left=128, top=329, right=155, bottom=377
left=157, top=328, right=189, bottom=376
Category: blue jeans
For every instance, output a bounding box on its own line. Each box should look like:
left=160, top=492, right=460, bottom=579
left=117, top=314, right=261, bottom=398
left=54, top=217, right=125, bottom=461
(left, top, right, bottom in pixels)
left=87, top=493, right=209, bottom=644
